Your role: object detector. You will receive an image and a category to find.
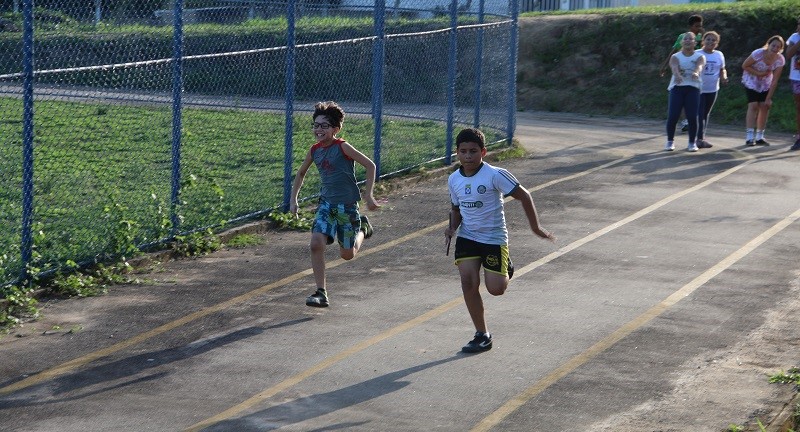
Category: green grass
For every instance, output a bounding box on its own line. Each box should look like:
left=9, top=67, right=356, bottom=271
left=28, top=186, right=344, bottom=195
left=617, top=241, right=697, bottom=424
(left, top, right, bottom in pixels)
left=517, top=0, right=800, bottom=134
left=1, top=96, right=497, bottom=286
left=225, top=233, right=264, bottom=248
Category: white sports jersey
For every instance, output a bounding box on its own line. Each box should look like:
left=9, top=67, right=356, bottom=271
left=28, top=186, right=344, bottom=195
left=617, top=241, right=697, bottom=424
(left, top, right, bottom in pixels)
left=448, top=162, right=520, bottom=245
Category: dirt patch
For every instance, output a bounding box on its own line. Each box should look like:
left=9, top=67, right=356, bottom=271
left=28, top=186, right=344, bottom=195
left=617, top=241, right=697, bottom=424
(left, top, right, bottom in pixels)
left=587, top=272, right=800, bottom=431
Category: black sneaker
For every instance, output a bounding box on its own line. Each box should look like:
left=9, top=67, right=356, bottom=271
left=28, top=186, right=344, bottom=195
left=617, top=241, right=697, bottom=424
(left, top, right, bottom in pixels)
left=462, top=331, right=492, bottom=353
left=680, top=120, right=688, bottom=132
left=746, top=139, right=755, bottom=146
left=306, top=288, right=329, bottom=307
left=360, top=215, right=373, bottom=239
left=755, top=139, right=771, bottom=146
left=791, top=139, right=800, bottom=151
left=697, top=139, right=713, bottom=149
left=507, top=259, right=514, bottom=280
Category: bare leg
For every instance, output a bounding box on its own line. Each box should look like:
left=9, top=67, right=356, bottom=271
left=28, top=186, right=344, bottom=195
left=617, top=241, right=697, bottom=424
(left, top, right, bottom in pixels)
left=745, top=102, right=758, bottom=130
left=458, top=259, right=486, bottom=334
left=310, top=232, right=328, bottom=289
left=340, top=231, right=365, bottom=260
left=484, top=270, right=509, bottom=297
left=756, top=103, right=770, bottom=130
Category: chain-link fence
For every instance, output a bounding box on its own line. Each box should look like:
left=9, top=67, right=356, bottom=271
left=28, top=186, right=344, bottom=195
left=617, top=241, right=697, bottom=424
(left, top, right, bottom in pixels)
left=0, top=0, right=518, bottom=289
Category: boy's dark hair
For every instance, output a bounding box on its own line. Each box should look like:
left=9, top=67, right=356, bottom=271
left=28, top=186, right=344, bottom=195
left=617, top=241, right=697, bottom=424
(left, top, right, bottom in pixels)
left=689, top=15, right=703, bottom=25
left=456, top=128, right=486, bottom=149
left=313, top=101, right=345, bottom=128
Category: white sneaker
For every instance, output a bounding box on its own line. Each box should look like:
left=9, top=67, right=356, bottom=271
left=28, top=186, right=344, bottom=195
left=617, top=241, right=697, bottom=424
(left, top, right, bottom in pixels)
left=664, top=142, right=675, bottom=151
left=687, top=143, right=699, bottom=152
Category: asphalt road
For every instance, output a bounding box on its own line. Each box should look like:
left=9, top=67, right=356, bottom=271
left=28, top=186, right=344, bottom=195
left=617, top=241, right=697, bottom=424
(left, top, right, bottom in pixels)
left=1, top=111, right=799, bottom=431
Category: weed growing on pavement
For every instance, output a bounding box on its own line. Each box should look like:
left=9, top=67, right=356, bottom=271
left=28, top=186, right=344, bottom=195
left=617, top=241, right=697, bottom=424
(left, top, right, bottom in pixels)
left=747, top=368, right=800, bottom=432
left=267, top=210, right=314, bottom=231
left=768, top=368, right=800, bottom=385
left=225, top=234, right=263, bottom=248
left=727, top=425, right=744, bottom=432
left=49, top=261, right=136, bottom=298
left=490, top=142, right=527, bottom=162
left=754, top=418, right=795, bottom=432
left=0, top=285, right=39, bottom=331
left=172, top=229, right=223, bottom=257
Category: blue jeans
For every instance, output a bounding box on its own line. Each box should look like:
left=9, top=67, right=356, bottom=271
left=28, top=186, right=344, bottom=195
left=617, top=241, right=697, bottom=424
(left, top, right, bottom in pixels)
left=666, top=85, right=700, bottom=142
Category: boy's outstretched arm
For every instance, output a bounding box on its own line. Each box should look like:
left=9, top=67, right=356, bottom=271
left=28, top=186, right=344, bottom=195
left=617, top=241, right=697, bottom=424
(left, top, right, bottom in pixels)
left=510, top=186, right=555, bottom=242
left=341, top=142, right=381, bottom=211
left=445, top=205, right=462, bottom=239
left=289, top=150, right=314, bottom=216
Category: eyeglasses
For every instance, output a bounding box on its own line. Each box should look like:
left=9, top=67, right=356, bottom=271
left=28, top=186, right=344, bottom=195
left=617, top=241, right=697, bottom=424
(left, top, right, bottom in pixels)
left=312, top=122, right=332, bottom=129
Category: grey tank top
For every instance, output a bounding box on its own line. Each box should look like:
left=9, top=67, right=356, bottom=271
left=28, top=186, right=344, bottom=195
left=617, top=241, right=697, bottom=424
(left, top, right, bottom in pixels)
left=311, top=138, right=361, bottom=204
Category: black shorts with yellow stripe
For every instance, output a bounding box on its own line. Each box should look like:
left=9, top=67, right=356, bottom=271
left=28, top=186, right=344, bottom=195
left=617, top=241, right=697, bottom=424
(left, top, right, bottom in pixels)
left=453, top=236, right=511, bottom=276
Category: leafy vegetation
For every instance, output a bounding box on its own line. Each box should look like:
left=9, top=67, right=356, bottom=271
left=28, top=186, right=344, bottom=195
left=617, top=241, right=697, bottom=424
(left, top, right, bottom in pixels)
left=267, top=210, right=315, bottom=231
left=0, top=96, right=458, bottom=286
left=769, top=367, right=800, bottom=385
left=518, top=0, right=800, bottom=133
left=225, top=233, right=264, bottom=248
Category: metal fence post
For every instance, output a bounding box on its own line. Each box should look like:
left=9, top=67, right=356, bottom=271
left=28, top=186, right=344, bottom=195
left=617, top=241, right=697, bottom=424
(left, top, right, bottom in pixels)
left=372, top=0, right=386, bottom=177
left=19, top=0, right=34, bottom=282
left=281, top=0, right=297, bottom=212
left=506, top=0, right=519, bottom=144
left=444, top=0, right=458, bottom=165
left=169, top=0, right=184, bottom=234
left=473, top=0, right=485, bottom=129
left=95, top=0, right=102, bottom=25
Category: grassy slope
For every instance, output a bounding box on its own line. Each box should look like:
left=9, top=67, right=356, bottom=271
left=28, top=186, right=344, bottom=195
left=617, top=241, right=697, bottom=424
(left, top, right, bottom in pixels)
left=517, top=0, right=800, bottom=134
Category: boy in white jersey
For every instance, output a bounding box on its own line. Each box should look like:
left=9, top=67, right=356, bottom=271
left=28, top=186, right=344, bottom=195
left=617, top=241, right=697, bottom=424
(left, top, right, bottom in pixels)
left=445, top=128, right=555, bottom=353
left=289, top=101, right=380, bottom=307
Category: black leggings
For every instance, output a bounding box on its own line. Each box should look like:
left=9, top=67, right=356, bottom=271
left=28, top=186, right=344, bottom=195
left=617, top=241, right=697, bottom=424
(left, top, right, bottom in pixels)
left=697, top=91, right=718, bottom=140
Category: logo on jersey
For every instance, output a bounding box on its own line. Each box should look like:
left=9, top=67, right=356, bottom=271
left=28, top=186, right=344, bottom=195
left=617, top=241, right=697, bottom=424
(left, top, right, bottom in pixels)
left=477, top=185, right=486, bottom=194
left=464, top=183, right=471, bottom=195
left=462, top=201, right=483, bottom=208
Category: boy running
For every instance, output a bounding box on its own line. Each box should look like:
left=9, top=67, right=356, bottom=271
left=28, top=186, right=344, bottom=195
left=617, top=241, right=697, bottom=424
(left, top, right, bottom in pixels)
left=445, top=128, right=555, bottom=354
left=289, top=101, right=380, bottom=307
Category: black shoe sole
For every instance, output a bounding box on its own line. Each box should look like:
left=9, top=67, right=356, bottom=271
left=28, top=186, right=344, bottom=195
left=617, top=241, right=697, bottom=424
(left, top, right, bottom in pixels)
left=462, top=344, right=492, bottom=354
left=360, top=215, right=373, bottom=239
left=306, top=299, right=329, bottom=307
left=306, top=302, right=329, bottom=308
left=306, top=292, right=329, bottom=307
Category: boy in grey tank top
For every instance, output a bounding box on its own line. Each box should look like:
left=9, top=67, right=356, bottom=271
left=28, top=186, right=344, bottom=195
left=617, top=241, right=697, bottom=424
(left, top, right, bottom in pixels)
left=289, top=101, right=381, bottom=307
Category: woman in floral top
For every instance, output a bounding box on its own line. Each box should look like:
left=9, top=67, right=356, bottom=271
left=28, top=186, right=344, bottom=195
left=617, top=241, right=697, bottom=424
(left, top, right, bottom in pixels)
left=742, top=35, right=786, bottom=146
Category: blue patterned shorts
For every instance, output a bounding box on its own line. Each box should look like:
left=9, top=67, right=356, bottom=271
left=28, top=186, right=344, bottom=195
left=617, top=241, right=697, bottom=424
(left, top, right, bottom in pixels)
left=313, top=200, right=361, bottom=249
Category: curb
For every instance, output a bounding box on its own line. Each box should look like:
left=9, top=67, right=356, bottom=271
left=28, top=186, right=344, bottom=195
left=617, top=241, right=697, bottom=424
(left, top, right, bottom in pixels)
left=0, top=144, right=510, bottom=319
left=766, top=391, right=799, bottom=432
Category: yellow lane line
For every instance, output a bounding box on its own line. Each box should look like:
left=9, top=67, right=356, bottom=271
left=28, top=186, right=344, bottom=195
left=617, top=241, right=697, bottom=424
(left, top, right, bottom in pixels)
left=514, top=155, right=751, bottom=279
left=184, top=297, right=465, bottom=431
left=471, top=210, right=800, bottom=431
left=0, top=156, right=632, bottom=397
left=183, top=155, right=762, bottom=430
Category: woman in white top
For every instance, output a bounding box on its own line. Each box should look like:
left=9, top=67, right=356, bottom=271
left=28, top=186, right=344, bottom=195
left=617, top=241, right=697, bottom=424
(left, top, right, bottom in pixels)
left=741, top=35, right=785, bottom=146
left=785, top=19, right=800, bottom=150
left=665, top=32, right=705, bottom=152
left=697, top=31, right=728, bottom=149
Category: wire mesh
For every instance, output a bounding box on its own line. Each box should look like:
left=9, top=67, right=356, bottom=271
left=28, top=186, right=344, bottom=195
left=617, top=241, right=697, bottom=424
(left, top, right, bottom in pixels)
left=1, top=0, right=517, bottom=289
